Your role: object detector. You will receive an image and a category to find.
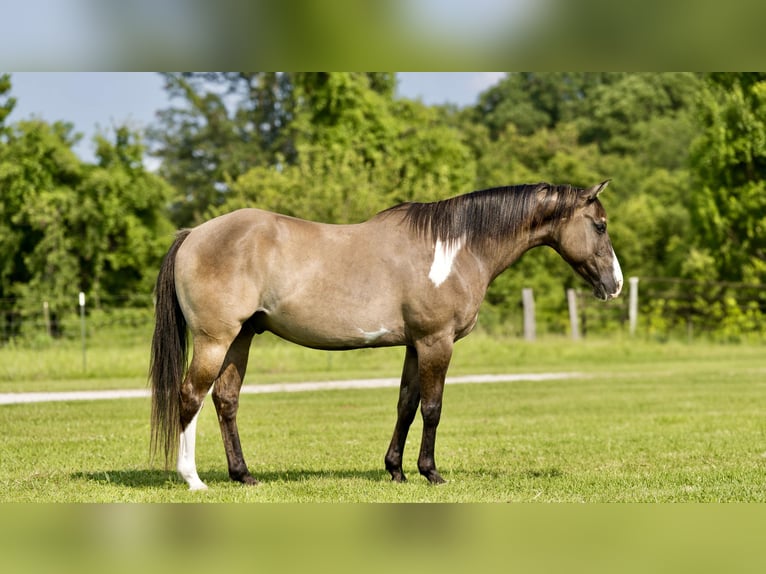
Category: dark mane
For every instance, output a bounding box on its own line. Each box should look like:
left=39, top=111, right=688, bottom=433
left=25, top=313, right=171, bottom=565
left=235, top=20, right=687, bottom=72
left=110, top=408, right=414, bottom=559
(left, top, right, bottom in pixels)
left=382, top=183, right=584, bottom=251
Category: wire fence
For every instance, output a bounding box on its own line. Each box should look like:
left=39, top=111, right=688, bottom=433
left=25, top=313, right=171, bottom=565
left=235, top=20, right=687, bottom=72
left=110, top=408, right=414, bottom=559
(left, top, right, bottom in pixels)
left=2, top=277, right=766, bottom=346
left=573, top=277, right=766, bottom=342
left=0, top=295, right=154, bottom=345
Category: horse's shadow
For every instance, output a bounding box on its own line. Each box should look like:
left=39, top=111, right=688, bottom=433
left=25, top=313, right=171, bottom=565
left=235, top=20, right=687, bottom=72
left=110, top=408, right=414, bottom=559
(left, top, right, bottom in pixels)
left=72, top=466, right=564, bottom=489
left=72, top=468, right=388, bottom=488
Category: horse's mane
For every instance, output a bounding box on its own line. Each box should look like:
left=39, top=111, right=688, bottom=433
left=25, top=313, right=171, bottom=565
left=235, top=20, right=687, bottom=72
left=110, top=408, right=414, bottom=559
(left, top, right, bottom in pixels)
left=381, top=183, right=585, bottom=251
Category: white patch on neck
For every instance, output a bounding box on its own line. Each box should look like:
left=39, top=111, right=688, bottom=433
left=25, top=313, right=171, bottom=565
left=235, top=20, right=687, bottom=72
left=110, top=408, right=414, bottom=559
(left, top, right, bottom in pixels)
left=177, top=408, right=207, bottom=491
left=358, top=326, right=391, bottom=343
left=429, top=237, right=463, bottom=287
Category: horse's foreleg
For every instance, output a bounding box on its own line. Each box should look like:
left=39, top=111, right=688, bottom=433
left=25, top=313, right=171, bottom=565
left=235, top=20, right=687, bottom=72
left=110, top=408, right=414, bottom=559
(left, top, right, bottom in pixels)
left=415, top=337, right=453, bottom=485
left=384, top=346, right=420, bottom=482
left=212, top=327, right=257, bottom=486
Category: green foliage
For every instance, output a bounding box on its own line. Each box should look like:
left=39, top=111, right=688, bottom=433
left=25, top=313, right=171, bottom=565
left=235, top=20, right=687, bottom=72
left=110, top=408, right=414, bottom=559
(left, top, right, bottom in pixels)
left=78, top=127, right=174, bottom=305
left=3, top=72, right=766, bottom=341
left=0, top=120, right=84, bottom=315
left=0, top=73, right=15, bottom=130
left=690, top=73, right=766, bottom=283
left=150, top=72, right=403, bottom=227
left=474, top=72, right=624, bottom=138
left=216, top=75, right=475, bottom=223
left=2, top=337, right=766, bottom=502
left=0, top=76, right=173, bottom=336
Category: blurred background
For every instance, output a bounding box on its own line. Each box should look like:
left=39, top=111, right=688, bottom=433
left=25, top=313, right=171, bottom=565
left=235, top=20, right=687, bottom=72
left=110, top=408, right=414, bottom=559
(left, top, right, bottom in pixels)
left=2, top=0, right=766, bottom=69
left=3, top=0, right=766, bottom=344
left=2, top=71, right=765, bottom=343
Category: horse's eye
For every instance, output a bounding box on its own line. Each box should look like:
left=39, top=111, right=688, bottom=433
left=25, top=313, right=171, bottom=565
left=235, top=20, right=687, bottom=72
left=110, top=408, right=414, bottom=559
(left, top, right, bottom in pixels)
left=594, top=221, right=607, bottom=234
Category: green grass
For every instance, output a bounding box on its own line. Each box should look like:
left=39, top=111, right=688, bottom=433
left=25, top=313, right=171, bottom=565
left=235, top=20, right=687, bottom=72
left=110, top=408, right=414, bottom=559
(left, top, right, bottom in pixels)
left=2, top=325, right=763, bottom=390
left=1, top=333, right=765, bottom=502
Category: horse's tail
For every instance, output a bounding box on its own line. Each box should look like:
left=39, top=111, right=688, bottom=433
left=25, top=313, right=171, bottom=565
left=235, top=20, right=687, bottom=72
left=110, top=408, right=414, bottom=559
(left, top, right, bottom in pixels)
left=149, top=229, right=191, bottom=468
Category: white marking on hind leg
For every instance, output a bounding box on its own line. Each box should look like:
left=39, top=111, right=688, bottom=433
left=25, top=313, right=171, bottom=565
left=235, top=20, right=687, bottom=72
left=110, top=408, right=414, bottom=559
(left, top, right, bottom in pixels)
left=177, top=408, right=207, bottom=491
left=428, top=237, right=463, bottom=287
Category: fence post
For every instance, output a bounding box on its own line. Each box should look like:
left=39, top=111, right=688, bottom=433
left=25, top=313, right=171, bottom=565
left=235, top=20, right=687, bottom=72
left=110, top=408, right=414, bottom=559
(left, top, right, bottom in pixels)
left=43, top=301, right=51, bottom=337
left=79, top=292, right=86, bottom=372
left=629, top=276, right=639, bottom=336
left=522, top=288, right=536, bottom=341
left=567, top=288, right=580, bottom=340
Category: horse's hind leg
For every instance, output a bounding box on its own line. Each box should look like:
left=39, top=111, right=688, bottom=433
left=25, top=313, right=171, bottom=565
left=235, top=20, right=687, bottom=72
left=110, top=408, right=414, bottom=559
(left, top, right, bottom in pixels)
left=384, top=346, right=420, bottom=482
left=178, top=337, right=231, bottom=491
left=212, top=322, right=257, bottom=485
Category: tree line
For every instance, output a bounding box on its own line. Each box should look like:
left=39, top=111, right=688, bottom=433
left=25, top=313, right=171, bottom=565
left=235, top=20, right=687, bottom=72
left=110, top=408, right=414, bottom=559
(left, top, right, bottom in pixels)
left=1, top=72, right=764, bottom=339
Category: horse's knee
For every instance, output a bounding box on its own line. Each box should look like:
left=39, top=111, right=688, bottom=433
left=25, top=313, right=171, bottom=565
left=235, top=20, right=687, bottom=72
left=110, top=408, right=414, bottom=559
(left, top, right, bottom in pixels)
left=420, top=401, right=442, bottom=427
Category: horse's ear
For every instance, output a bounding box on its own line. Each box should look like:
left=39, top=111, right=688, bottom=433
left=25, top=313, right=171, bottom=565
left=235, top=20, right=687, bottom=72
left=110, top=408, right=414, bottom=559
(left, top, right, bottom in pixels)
left=584, top=180, right=610, bottom=201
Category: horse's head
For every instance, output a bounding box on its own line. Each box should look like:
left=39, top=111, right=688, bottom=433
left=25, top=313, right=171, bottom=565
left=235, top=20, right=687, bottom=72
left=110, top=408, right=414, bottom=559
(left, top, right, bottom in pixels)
left=553, top=181, right=623, bottom=301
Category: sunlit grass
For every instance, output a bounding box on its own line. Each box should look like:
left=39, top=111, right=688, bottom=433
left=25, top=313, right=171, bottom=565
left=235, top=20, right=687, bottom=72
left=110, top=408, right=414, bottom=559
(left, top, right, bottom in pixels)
left=1, top=343, right=765, bottom=502
left=2, top=325, right=763, bottom=392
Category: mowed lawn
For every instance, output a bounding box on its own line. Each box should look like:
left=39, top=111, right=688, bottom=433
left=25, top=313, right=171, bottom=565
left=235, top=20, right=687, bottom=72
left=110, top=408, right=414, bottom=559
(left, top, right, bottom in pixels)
left=0, top=334, right=765, bottom=502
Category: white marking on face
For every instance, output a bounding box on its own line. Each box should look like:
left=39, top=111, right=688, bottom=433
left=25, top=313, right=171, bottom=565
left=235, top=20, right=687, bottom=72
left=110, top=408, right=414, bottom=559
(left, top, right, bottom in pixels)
left=358, top=327, right=391, bottom=343
left=610, top=247, right=623, bottom=298
left=177, top=408, right=208, bottom=491
left=428, top=237, right=463, bottom=287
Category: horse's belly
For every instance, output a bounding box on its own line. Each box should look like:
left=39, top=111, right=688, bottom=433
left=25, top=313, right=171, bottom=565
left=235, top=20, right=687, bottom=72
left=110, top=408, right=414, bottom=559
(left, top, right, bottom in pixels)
left=262, top=300, right=405, bottom=350
left=265, top=319, right=404, bottom=350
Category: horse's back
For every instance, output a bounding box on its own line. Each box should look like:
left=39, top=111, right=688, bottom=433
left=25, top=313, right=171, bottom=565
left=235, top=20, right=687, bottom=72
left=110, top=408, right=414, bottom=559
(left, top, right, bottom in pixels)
left=172, top=208, right=423, bottom=347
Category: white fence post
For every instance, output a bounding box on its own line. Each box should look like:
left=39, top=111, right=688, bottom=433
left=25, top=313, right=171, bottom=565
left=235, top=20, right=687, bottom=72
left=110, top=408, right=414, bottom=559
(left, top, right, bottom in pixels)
left=79, top=292, right=86, bottom=372
left=567, top=288, right=580, bottom=341
left=629, top=277, right=639, bottom=336
left=522, top=288, right=536, bottom=341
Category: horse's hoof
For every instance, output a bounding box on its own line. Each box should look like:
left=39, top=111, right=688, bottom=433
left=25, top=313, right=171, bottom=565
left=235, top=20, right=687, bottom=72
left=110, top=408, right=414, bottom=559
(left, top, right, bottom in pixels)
left=424, top=471, right=446, bottom=485
left=389, top=470, right=407, bottom=483
left=240, top=475, right=259, bottom=486
left=231, top=471, right=259, bottom=486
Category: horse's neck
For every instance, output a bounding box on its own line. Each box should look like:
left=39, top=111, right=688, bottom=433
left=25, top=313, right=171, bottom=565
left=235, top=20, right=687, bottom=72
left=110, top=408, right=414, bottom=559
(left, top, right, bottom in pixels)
left=482, top=224, right=554, bottom=283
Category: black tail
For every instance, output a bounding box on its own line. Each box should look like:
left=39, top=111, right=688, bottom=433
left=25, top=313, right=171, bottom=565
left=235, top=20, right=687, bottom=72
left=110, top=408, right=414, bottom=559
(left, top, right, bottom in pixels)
left=149, top=229, right=191, bottom=467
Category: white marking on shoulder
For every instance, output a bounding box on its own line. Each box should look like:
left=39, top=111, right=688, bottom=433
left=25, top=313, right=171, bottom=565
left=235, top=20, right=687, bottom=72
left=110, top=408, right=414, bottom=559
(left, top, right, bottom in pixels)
left=358, top=326, right=391, bottom=343
left=428, top=237, right=463, bottom=287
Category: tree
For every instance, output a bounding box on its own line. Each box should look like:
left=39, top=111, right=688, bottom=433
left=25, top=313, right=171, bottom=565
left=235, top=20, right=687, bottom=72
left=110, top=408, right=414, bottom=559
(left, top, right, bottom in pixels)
left=220, top=75, right=476, bottom=224
left=473, top=73, right=624, bottom=139
left=0, top=117, right=173, bottom=335
left=150, top=72, right=400, bottom=227
left=689, top=73, right=766, bottom=283
left=0, top=119, right=84, bottom=322
left=576, top=72, right=701, bottom=161
left=0, top=73, right=15, bottom=131
left=149, top=73, right=263, bottom=226
left=76, top=126, right=174, bottom=306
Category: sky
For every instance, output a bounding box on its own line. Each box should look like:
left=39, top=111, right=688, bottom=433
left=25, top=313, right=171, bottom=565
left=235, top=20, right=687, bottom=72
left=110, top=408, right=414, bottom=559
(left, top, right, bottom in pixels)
left=6, top=72, right=506, bottom=165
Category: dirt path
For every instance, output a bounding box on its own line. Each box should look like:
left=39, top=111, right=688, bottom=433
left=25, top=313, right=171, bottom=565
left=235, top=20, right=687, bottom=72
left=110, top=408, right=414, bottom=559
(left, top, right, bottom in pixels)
left=0, top=372, right=579, bottom=405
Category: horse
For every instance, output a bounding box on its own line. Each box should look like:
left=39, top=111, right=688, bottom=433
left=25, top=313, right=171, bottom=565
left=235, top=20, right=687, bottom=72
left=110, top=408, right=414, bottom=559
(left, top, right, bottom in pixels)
left=150, top=181, right=623, bottom=490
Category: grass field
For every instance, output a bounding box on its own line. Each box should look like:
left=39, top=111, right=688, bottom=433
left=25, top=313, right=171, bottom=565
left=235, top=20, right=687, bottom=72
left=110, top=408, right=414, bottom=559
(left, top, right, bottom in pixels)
left=1, top=330, right=765, bottom=502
